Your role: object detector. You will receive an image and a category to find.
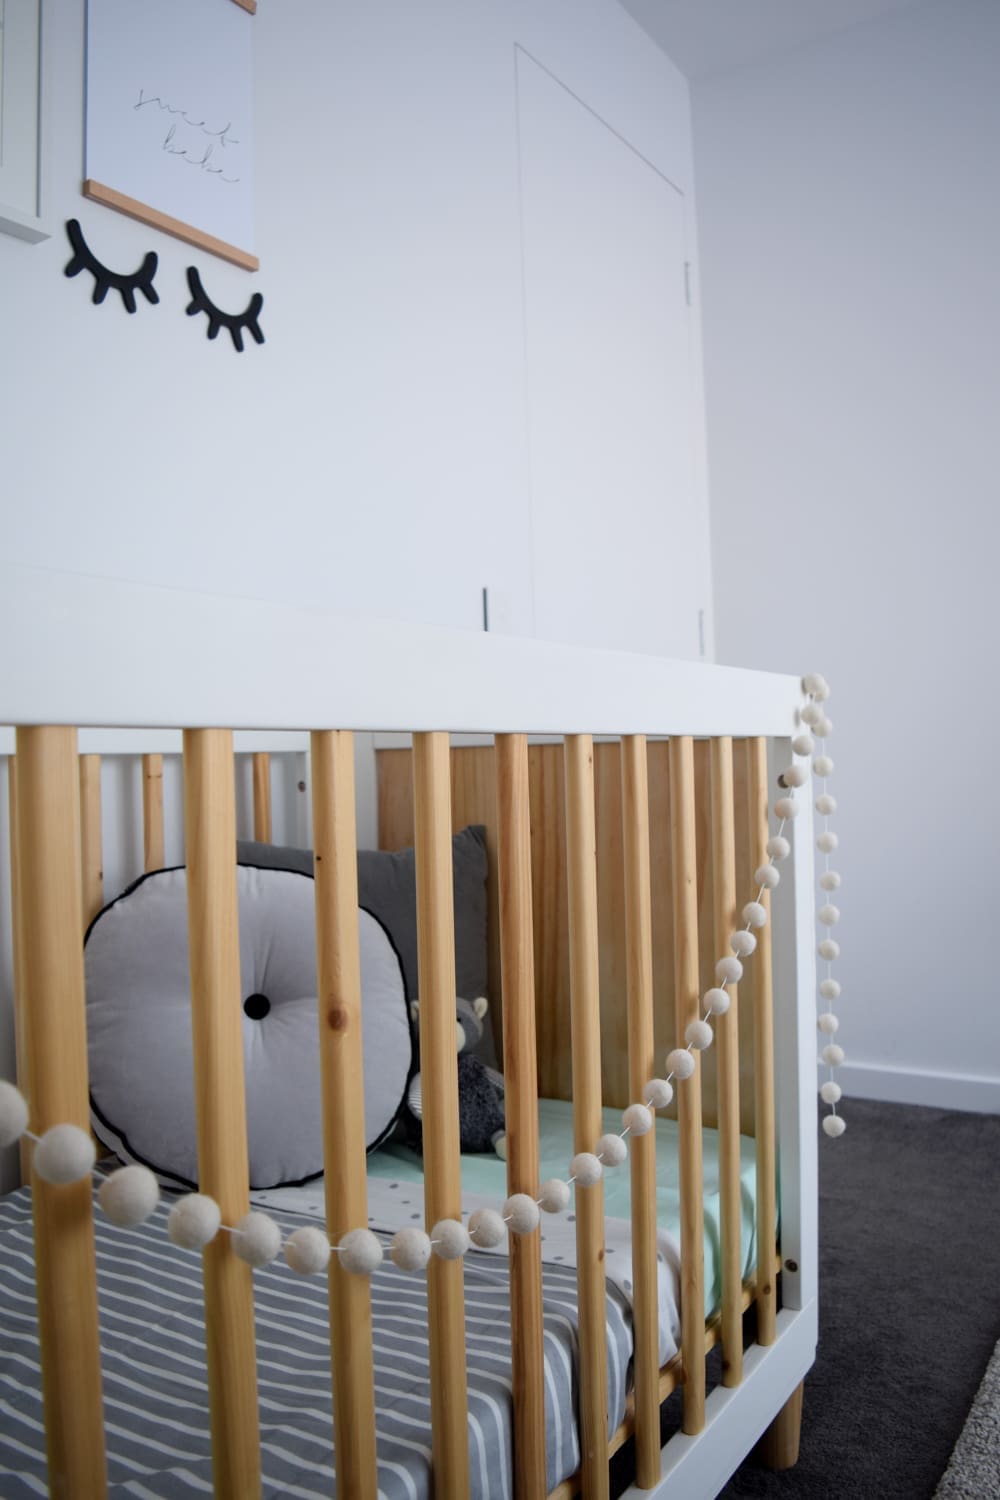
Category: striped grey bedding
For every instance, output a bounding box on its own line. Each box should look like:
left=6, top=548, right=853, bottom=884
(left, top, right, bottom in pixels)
left=0, top=1187, right=633, bottom=1498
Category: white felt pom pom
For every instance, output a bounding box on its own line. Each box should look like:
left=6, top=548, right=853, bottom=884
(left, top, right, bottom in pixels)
left=430, top=1220, right=469, bottom=1261
left=390, top=1227, right=432, bottom=1271
left=820, top=978, right=841, bottom=999
left=814, top=677, right=831, bottom=701
left=569, top=1152, right=603, bottom=1187
left=33, top=1124, right=96, bottom=1185
left=469, top=1207, right=507, bottom=1248
left=743, top=901, right=768, bottom=929
left=767, top=836, right=791, bottom=861
left=823, top=1114, right=847, bottom=1138
left=774, top=795, right=798, bottom=821
left=168, top=1194, right=221, bottom=1249
left=815, top=715, right=833, bottom=738
left=685, top=1019, right=714, bottom=1051
left=817, top=831, right=838, bottom=853
left=815, top=793, right=837, bottom=816
left=819, top=871, right=841, bottom=892
left=715, top=956, right=743, bottom=985
left=538, top=1177, right=571, bottom=1214
left=597, top=1133, right=628, bottom=1167
left=818, top=1013, right=840, bottom=1035
left=781, top=764, right=808, bottom=788
left=98, top=1165, right=160, bottom=1228
left=284, top=1226, right=331, bottom=1275
left=503, top=1194, right=540, bottom=1234
left=792, top=733, right=815, bottom=757
left=818, top=938, right=841, bottom=960
left=802, top=673, right=825, bottom=697
left=704, top=987, right=731, bottom=1016
left=819, top=904, right=841, bottom=926
left=821, top=1043, right=845, bottom=1067
left=340, top=1227, right=385, bottom=1274
left=730, top=929, right=757, bottom=957
left=622, top=1102, right=653, bottom=1136
left=755, top=864, right=780, bottom=890
left=666, top=1048, right=696, bottom=1081
left=233, top=1212, right=283, bottom=1269
left=814, top=755, right=834, bottom=777
left=645, top=1077, right=674, bottom=1108
left=0, top=1082, right=29, bottom=1149
left=800, top=703, right=822, bottom=727
left=820, top=1081, right=843, bottom=1104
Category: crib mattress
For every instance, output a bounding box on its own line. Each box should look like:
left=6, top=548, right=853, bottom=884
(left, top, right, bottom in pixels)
left=0, top=1105, right=761, bottom=1499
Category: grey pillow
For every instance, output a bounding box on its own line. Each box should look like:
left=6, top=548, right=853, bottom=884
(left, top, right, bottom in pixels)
left=237, top=825, right=495, bottom=1066
left=85, top=865, right=412, bottom=1189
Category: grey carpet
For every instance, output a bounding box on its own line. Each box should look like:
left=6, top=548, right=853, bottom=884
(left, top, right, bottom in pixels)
left=933, top=1335, right=1000, bottom=1499
left=716, top=1098, right=1000, bottom=1499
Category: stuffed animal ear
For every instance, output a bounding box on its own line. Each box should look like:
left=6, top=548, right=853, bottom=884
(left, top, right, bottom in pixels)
left=456, top=1022, right=467, bottom=1053
left=472, top=996, right=489, bottom=1019
left=410, top=1001, right=420, bottom=1024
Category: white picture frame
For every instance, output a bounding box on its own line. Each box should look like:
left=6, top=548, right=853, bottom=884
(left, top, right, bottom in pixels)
left=0, top=0, right=49, bottom=242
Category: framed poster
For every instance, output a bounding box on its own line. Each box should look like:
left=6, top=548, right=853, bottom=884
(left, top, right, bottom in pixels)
left=84, top=0, right=257, bottom=270
left=0, top=0, right=49, bottom=242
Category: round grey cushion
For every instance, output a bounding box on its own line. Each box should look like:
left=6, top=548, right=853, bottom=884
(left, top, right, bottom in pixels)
left=85, top=865, right=411, bottom=1189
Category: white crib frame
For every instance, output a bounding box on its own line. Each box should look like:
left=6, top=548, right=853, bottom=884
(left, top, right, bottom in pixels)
left=0, top=562, right=818, bottom=1500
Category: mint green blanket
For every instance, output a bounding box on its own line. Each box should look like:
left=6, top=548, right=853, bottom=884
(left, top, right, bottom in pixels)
left=369, top=1096, right=759, bottom=1319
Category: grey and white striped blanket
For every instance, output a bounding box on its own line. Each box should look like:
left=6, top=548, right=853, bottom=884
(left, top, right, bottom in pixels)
left=0, top=1186, right=643, bottom=1498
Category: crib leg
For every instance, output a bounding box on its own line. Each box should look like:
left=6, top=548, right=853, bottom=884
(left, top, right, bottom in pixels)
left=756, top=1382, right=804, bottom=1470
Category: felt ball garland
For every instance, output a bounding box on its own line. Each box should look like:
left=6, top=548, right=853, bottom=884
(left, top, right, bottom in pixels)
left=0, top=672, right=845, bottom=1282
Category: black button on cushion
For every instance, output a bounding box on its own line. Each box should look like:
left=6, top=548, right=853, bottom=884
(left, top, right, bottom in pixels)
left=244, top=993, right=271, bottom=1020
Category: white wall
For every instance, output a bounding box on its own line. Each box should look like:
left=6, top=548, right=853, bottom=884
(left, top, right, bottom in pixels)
left=0, top=0, right=712, bottom=1184
left=0, top=0, right=708, bottom=646
left=694, top=0, right=1000, bottom=1110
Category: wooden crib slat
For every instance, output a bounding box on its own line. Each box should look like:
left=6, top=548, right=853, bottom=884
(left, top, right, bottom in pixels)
left=15, top=727, right=108, bottom=1499
left=182, top=729, right=261, bottom=1500
left=8, top=759, right=32, bottom=1179
left=564, top=734, right=610, bottom=1500
left=668, top=734, right=706, bottom=1434
left=412, top=732, right=470, bottom=1500
left=79, top=754, right=103, bottom=928
left=620, top=735, right=661, bottom=1488
left=142, top=752, right=165, bottom=870
left=495, top=733, right=547, bottom=1500
left=251, top=751, right=272, bottom=843
left=748, top=737, right=778, bottom=1345
left=311, top=731, right=378, bottom=1497
left=710, top=736, right=744, bottom=1387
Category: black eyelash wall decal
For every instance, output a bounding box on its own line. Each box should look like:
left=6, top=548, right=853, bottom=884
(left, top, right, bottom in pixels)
left=64, top=219, right=159, bottom=313
left=185, top=267, right=265, bottom=352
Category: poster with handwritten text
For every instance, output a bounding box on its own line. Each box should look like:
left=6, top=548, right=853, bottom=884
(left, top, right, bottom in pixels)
left=85, top=0, right=254, bottom=262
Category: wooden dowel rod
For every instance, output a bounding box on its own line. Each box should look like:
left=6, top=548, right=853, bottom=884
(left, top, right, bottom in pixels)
left=495, top=733, right=546, bottom=1500
left=749, top=737, right=778, bottom=1345
left=564, top=734, right=610, bottom=1500
left=710, top=737, right=743, bottom=1387
left=620, top=735, right=661, bottom=1487
left=311, top=732, right=378, bottom=1497
left=252, top=752, right=272, bottom=844
left=15, top=727, right=107, bottom=1499
left=8, top=759, right=31, bottom=1179
left=79, top=754, right=103, bottom=930
left=668, top=734, right=706, bottom=1434
left=182, top=729, right=261, bottom=1500
left=412, top=732, right=470, bottom=1500
left=142, top=753, right=165, bottom=871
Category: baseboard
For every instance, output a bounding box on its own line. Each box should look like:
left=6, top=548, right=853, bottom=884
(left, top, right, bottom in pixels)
left=839, top=1060, right=1000, bottom=1115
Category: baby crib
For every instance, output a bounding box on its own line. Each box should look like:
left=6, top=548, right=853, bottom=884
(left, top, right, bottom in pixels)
left=0, top=562, right=818, bottom=1500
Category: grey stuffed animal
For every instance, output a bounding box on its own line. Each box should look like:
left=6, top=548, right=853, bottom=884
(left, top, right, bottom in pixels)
left=407, top=996, right=506, bottom=1157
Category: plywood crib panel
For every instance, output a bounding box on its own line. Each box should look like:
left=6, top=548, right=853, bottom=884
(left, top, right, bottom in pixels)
left=377, top=740, right=763, bottom=1133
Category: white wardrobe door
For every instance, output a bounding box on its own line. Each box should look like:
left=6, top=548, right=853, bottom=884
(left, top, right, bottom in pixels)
left=516, top=49, right=708, bottom=660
